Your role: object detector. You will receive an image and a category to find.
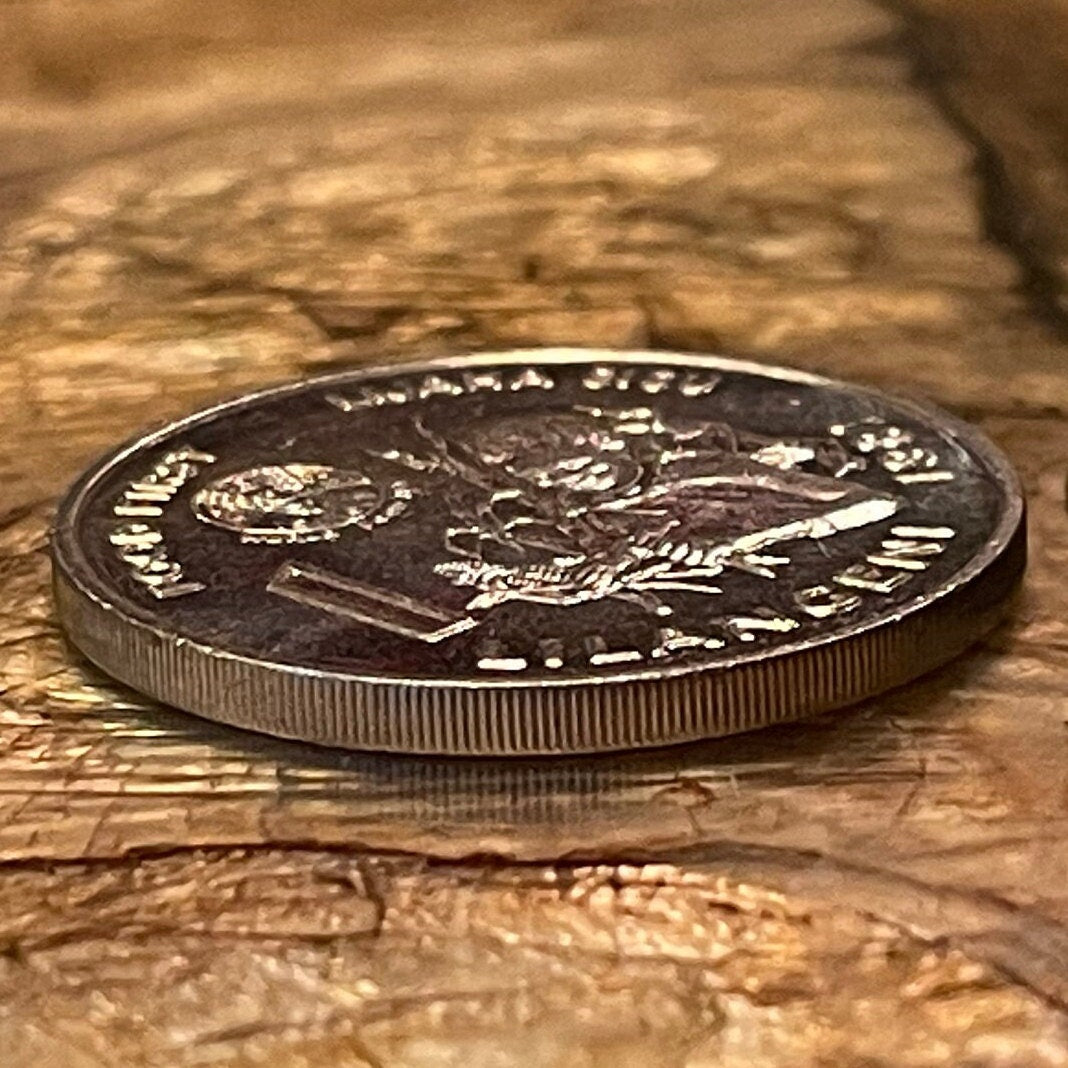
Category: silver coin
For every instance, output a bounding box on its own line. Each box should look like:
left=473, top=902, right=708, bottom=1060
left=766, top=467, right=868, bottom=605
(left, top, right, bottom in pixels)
left=52, top=349, right=1025, bottom=754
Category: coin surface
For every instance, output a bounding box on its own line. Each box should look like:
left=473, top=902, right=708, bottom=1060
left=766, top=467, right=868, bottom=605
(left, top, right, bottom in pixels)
left=52, top=349, right=1025, bottom=754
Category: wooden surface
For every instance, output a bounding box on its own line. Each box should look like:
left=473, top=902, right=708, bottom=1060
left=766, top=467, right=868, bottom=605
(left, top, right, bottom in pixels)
left=2, top=1, right=1068, bottom=1064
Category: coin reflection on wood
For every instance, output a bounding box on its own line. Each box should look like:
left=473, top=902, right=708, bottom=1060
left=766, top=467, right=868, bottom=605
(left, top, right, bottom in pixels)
left=51, top=350, right=1025, bottom=754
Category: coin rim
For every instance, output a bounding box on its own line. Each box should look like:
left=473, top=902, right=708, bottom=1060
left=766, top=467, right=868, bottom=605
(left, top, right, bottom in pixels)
left=52, top=348, right=1024, bottom=695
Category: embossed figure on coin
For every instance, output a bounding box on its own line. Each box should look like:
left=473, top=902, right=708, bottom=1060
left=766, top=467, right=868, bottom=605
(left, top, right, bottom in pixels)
left=191, top=463, right=411, bottom=544
left=192, top=404, right=899, bottom=637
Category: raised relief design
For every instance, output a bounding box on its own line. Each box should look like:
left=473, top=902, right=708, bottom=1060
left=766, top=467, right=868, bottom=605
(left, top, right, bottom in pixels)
left=190, top=391, right=933, bottom=659
left=417, top=406, right=899, bottom=617
left=191, top=464, right=411, bottom=544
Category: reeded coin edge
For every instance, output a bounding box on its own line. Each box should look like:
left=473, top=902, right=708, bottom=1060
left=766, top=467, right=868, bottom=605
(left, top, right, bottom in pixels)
left=52, top=517, right=1025, bottom=753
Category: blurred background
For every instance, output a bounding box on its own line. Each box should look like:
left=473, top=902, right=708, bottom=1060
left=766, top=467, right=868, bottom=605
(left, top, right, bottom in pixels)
left=1, top=0, right=1065, bottom=509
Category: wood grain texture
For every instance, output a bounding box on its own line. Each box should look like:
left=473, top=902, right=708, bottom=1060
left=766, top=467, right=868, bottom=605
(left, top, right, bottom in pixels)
left=891, top=0, right=1068, bottom=320
left=1, top=0, right=1067, bottom=1063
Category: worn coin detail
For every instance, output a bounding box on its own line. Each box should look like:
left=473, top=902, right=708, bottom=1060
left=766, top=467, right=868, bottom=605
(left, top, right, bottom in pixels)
left=51, top=350, right=1025, bottom=754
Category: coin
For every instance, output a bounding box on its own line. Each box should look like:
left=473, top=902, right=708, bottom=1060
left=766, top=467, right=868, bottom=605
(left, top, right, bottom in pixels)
left=52, top=349, right=1025, bottom=755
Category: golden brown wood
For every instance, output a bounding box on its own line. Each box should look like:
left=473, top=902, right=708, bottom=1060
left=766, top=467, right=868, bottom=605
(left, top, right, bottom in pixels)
left=1, top=1, right=1067, bottom=1063
left=894, top=0, right=1068, bottom=319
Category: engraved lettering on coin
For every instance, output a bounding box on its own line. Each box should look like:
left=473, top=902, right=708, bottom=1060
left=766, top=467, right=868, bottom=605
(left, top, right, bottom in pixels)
left=109, top=445, right=215, bottom=598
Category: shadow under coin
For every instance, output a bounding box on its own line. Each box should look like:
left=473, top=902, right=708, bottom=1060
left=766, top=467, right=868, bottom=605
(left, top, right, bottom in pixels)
left=53, top=639, right=989, bottom=845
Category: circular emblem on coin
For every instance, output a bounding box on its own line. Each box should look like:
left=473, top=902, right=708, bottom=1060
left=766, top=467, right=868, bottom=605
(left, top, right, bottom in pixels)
left=52, top=349, right=1025, bottom=754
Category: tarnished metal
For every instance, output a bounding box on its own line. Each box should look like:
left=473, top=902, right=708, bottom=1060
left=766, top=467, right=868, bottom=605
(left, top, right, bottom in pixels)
left=52, top=350, right=1025, bottom=753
